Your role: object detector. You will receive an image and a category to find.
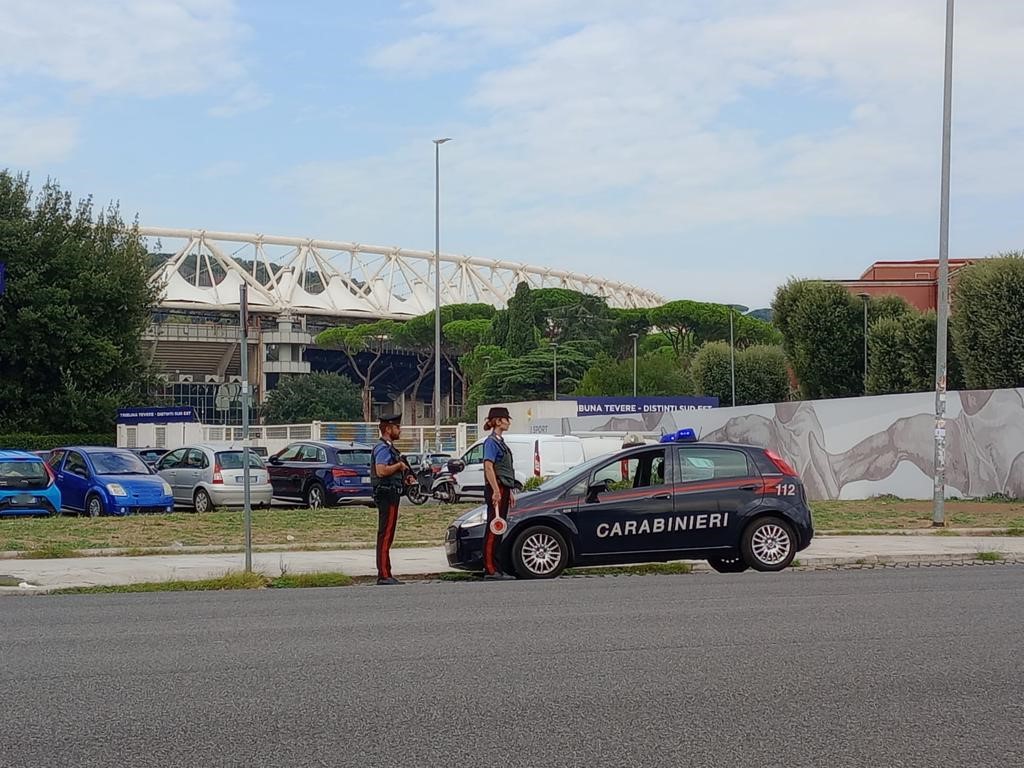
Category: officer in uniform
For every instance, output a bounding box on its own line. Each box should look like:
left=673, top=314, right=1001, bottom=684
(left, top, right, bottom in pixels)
left=481, top=406, right=517, bottom=580
left=370, top=412, right=412, bottom=585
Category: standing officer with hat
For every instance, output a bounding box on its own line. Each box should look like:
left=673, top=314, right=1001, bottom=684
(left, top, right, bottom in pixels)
left=481, top=406, right=517, bottom=580
left=371, top=411, right=412, bottom=585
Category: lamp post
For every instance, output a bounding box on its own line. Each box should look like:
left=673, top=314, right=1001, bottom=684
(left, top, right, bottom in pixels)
left=629, top=333, right=639, bottom=397
left=858, top=293, right=871, bottom=393
left=933, top=0, right=955, bottom=527
left=728, top=309, right=736, bottom=407
left=433, top=137, right=451, bottom=451
left=552, top=342, right=558, bottom=401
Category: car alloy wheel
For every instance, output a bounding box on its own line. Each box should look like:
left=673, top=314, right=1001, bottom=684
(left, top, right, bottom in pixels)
left=194, top=488, right=211, bottom=514
left=708, top=556, right=749, bottom=574
left=87, top=495, right=104, bottom=518
left=741, top=516, right=796, bottom=572
left=306, top=483, right=325, bottom=509
left=512, top=525, right=568, bottom=579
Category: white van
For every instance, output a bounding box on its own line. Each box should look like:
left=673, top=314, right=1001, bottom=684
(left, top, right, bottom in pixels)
left=452, top=434, right=586, bottom=500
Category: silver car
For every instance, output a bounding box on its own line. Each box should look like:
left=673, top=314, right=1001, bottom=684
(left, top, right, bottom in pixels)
left=155, top=445, right=273, bottom=512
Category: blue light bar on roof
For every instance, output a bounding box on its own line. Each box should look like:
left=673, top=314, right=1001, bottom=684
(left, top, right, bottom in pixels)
left=660, top=428, right=697, bottom=443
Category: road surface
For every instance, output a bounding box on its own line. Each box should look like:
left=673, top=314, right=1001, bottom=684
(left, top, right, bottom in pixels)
left=3, top=566, right=1023, bottom=767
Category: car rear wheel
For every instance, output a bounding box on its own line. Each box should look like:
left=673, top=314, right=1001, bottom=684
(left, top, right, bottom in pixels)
left=86, top=494, right=104, bottom=518
left=708, top=555, right=750, bottom=573
left=193, top=488, right=212, bottom=514
left=305, top=482, right=326, bottom=509
left=741, top=516, right=797, bottom=572
left=511, top=525, right=568, bottom=579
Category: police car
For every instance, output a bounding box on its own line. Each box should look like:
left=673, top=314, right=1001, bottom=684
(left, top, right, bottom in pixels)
left=444, top=429, right=813, bottom=578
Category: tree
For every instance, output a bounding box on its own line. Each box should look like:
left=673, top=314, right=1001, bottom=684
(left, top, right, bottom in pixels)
left=0, top=171, right=160, bottom=432
left=315, top=320, right=397, bottom=420
left=772, top=280, right=863, bottom=399
left=473, top=341, right=592, bottom=403
left=575, top=347, right=694, bottom=396
left=690, top=342, right=790, bottom=406
left=608, top=308, right=652, bottom=360
left=262, top=372, right=362, bottom=423
left=868, top=309, right=963, bottom=396
left=951, top=253, right=1024, bottom=389
left=649, top=300, right=779, bottom=359
left=444, top=318, right=493, bottom=406
left=505, top=281, right=538, bottom=355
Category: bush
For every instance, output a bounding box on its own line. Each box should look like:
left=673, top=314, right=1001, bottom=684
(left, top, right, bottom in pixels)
left=0, top=432, right=115, bottom=451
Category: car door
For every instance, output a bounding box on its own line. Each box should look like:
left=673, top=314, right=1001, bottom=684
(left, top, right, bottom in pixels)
left=59, top=451, right=92, bottom=511
left=156, top=448, right=187, bottom=502
left=675, top=446, right=762, bottom=550
left=269, top=444, right=303, bottom=499
left=569, top=447, right=674, bottom=557
left=456, top=442, right=486, bottom=497
left=179, top=448, right=208, bottom=501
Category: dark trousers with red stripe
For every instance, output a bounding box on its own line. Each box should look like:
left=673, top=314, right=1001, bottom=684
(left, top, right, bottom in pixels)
left=375, top=490, right=400, bottom=579
left=482, top=484, right=512, bottom=575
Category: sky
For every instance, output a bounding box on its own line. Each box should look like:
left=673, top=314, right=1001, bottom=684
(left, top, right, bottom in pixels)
left=1, top=0, right=1023, bottom=310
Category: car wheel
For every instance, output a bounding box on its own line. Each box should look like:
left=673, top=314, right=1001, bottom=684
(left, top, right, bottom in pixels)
left=86, top=494, right=104, bottom=518
left=741, top=516, right=797, bottom=572
left=305, top=482, right=326, bottom=509
left=708, top=555, right=750, bottom=573
left=193, top=488, right=212, bottom=514
left=511, top=525, right=568, bottom=579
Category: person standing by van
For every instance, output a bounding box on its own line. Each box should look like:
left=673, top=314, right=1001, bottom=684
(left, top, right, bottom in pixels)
left=482, top=406, right=516, bottom=580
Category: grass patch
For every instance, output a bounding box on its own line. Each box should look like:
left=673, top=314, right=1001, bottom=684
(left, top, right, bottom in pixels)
left=0, top=574, right=22, bottom=586
left=269, top=572, right=353, bottom=589
left=50, top=569, right=356, bottom=594
left=18, top=545, right=81, bottom=559
left=975, top=551, right=1004, bottom=562
left=811, top=499, right=1024, bottom=532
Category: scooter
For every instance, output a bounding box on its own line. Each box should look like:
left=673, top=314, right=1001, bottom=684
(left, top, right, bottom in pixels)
left=405, top=459, right=462, bottom=505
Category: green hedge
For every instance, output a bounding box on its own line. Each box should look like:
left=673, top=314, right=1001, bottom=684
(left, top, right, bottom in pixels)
left=0, top=433, right=116, bottom=451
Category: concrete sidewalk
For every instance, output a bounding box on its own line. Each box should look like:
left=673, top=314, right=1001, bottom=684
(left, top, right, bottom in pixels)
left=1, top=534, right=1022, bottom=591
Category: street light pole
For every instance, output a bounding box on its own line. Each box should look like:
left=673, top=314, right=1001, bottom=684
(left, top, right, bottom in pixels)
left=858, top=293, right=871, bottom=393
left=433, top=137, right=451, bottom=451
left=630, top=333, right=639, bottom=397
left=933, top=0, right=954, bottom=527
left=729, top=309, right=736, bottom=408
left=239, top=284, right=252, bottom=573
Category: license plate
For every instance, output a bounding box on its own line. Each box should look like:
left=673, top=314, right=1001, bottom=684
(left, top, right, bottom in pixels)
left=13, top=494, right=35, bottom=504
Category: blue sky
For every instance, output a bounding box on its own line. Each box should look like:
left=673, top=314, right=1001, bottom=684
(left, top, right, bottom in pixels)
left=1, top=0, right=1023, bottom=308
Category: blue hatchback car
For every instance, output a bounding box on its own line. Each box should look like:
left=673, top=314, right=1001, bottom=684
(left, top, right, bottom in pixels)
left=49, top=447, right=174, bottom=517
left=0, top=450, right=62, bottom=517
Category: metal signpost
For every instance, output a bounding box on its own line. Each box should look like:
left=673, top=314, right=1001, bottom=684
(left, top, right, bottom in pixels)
left=239, top=284, right=253, bottom=570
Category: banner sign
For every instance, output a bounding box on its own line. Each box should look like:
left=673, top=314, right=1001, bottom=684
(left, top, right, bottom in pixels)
left=575, top=396, right=718, bottom=416
left=117, top=406, right=198, bottom=424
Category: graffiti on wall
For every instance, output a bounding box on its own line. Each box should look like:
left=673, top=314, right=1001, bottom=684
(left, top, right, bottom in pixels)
left=542, top=388, right=1024, bottom=500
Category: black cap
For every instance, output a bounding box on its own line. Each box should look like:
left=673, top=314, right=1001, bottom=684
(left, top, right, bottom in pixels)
left=486, top=406, right=511, bottom=421
left=378, top=411, right=402, bottom=425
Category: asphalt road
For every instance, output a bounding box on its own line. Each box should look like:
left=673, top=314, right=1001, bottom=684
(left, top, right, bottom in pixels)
left=3, top=566, right=1023, bottom=768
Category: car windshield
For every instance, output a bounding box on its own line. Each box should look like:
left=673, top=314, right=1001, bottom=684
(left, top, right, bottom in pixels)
left=0, top=460, right=49, bottom=489
left=91, top=452, right=151, bottom=475
left=534, top=453, right=616, bottom=493
left=216, top=451, right=265, bottom=469
left=336, top=451, right=372, bottom=466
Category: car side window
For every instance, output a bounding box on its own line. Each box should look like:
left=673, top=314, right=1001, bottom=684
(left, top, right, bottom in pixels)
left=48, top=450, right=66, bottom=470
left=278, top=445, right=302, bottom=462
left=316, top=447, right=328, bottom=463
left=464, top=444, right=484, bottom=465
left=677, top=447, right=751, bottom=482
left=65, top=451, right=89, bottom=477
left=590, top=449, right=667, bottom=492
left=185, top=449, right=208, bottom=469
left=159, top=448, right=186, bottom=470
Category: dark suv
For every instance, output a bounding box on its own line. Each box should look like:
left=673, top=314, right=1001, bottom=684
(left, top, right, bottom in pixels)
left=267, top=441, right=373, bottom=508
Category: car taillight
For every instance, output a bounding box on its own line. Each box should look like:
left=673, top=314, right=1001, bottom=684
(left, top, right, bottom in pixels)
left=43, top=463, right=55, bottom=485
left=332, top=467, right=358, bottom=479
left=212, top=463, right=224, bottom=484
left=764, top=450, right=797, bottom=476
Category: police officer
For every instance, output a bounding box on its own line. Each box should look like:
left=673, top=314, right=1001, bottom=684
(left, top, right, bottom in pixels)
left=371, top=412, right=412, bottom=585
left=481, top=406, right=517, bottom=580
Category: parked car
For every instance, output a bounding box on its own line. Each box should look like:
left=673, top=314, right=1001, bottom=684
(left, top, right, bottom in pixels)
left=155, top=445, right=272, bottom=512
left=445, top=430, right=814, bottom=578
left=49, top=447, right=174, bottom=517
left=0, top=450, right=61, bottom=517
left=267, top=441, right=373, bottom=508
left=452, top=434, right=591, bottom=500
left=129, top=447, right=168, bottom=468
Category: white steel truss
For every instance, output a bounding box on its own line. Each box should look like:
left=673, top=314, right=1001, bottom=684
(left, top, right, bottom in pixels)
left=141, top=227, right=664, bottom=319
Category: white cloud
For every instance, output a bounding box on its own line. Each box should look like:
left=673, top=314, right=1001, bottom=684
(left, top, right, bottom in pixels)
left=208, top=82, right=272, bottom=117
left=0, top=114, right=78, bottom=165
left=0, top=0, right=249, bottom=97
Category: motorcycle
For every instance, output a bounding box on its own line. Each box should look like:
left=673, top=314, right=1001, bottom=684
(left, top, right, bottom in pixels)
left=405, top=458, right=463, bottom=505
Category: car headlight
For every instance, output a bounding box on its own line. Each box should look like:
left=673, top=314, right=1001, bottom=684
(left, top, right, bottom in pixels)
left=460, top=506, right=486, bottom=528
left=106, top=483, right=128, bottom=497
left=162, top=480, right=173, bottom=496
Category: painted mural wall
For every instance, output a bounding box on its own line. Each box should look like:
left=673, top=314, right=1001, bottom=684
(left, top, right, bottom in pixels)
left=529, top=388, right=1024, bottom=501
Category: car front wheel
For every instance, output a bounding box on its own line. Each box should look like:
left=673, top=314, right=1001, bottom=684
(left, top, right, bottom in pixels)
left=86, top=494, right=104, bottom=518
left=511, top=525, right=568, bottom=579
left=741, top=516, right=797, bottom=572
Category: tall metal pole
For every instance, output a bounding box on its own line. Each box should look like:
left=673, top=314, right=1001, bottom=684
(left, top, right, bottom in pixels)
left=630, top=333, right=638, bottom=397
left=863, top=298, right=869, bottom=393
left=433, top=138, right=450, bottom=450
left=933, top=0, right=954, bottom=527
left=729, top=310, right=736, bottom=407
left=239, top=284, right=252, bottom=572
left=552, top=343, right=558, bottom=401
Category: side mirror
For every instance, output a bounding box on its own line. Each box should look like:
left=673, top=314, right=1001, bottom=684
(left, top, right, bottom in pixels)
left=585, top=479, right=612, bottom=501
left=268, top=455, right=282, bottom=465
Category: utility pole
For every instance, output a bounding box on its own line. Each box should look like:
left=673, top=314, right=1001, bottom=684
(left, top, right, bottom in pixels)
left=239, top=284, right=252, bottom=572
left=933, top=0, right=954, bottom=527
left=433, top=137, right=451, bottom=451
left=630, top=332, right=639, bottom=397
left=729, top=310, right=736, bottom=407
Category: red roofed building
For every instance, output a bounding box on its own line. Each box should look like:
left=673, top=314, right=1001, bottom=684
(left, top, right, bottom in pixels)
left=837, top=259, right=976, bottom=311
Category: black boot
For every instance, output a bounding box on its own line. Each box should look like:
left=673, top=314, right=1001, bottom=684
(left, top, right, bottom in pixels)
left=376, top=577, right=403, bottom=585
